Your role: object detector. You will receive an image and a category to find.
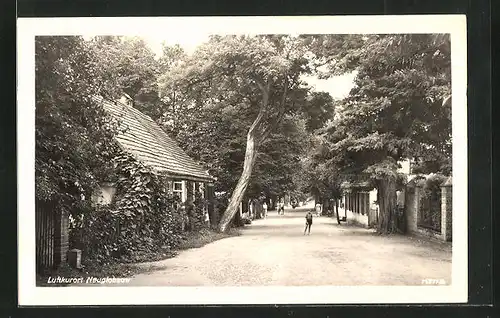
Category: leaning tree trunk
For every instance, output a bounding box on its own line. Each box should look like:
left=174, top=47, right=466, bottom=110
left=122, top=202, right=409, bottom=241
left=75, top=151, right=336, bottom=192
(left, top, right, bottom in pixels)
left=217, top=77, right=288, bottom=232
left=377, top=178, right=398, bottom=233
left=218, top=133, right=259, bottom=232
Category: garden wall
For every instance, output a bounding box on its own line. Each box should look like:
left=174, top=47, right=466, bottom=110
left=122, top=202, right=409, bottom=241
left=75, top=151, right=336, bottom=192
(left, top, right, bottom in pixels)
left=404, top=176, right=452, bottom=242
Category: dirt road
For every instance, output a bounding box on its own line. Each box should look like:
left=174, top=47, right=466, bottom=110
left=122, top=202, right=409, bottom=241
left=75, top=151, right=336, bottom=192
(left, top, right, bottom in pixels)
left=117, top=205, right=452, bottom=286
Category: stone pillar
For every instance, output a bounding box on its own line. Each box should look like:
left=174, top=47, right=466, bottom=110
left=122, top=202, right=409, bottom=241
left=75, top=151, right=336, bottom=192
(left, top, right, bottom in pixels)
left=54, top=210, right=69, bottom=267
left=415, top=185, right=422, bottom=226
left=441, top=177, right=453, bottom=241
left=406, top=185, right=421, bottom=234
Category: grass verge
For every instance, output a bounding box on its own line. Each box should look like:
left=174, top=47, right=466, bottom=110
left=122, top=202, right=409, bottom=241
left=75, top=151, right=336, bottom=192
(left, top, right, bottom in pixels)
left=37, top=227, right=240, bottom=286
left=178, top=227, right=240, bottom=250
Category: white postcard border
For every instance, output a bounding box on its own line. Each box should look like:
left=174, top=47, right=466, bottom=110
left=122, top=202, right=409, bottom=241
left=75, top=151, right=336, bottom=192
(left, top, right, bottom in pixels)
left=17, top=15, right=468, bottom=306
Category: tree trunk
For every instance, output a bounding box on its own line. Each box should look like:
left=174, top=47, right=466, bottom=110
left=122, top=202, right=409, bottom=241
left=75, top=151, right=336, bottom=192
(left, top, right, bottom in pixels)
left=218, top=131, right=259, bottom=232
left=232, top=209, right=243, bottom=227
left=377, top=178, right=398, bottom=233
left=335, top=199, right=340, bottom=225
left=217, top=77, right=288, bottom=232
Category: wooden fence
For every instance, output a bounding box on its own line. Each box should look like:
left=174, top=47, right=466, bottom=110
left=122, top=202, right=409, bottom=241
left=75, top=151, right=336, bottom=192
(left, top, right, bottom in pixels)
left=35, top=200, right=56, bottom=271
left=36, top=200, right=68, bottom=271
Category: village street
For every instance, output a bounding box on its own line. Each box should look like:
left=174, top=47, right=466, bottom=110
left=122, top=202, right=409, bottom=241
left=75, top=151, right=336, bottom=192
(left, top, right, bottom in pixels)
left=114, top=203, right=452, bottom=286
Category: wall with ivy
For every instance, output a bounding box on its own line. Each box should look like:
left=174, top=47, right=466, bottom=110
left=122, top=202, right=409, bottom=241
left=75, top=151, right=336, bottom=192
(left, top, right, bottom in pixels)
left=70, top=152, right=209, bottom=263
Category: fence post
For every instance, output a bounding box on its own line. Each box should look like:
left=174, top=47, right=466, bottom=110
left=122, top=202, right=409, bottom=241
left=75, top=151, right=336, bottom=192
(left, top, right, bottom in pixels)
left=405, top=183, right=419, bottom=235
left=53, top=209, right=69, bottom=267
left=441, top=177, right=453, bottom=241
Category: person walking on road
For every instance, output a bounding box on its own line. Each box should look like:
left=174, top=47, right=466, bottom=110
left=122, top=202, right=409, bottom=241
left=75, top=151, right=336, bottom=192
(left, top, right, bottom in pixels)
left=263, top=201, right=268, bottom=218
left=315, top=202, right=322, bottom=217
left=304, top=211, right=313, bottom=235
left=277, top=199, right=284, bottom=215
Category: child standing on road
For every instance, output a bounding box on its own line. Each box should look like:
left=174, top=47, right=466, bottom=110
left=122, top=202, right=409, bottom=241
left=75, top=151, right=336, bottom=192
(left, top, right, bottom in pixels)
left=304, top=211, right=313, bottom=235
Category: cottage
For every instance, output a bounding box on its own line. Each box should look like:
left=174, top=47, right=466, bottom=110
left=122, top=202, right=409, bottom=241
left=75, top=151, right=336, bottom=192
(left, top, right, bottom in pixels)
left=36, top=95, right=215, bottom=271
left=96, top=94, right=216, bottom=210
left=341, top=159, right=416, bottom=228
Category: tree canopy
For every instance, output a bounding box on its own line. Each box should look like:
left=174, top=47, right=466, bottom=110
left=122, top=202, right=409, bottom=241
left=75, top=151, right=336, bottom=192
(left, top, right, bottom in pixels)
left=90, top=36, right=164, bottom=119
left=158, top=35, right=324, bottom=229
left=35, top=36, right=120, bottom=213
left=307, top=34, right=452, bottom=232
left=36, top=34, right=452, bottom=236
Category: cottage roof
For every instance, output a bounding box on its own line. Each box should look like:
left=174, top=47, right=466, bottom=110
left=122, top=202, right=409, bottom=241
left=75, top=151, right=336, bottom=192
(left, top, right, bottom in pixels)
left=97, top=96, right=214, bottom=183
left=340, top=180, right=373, bottom=191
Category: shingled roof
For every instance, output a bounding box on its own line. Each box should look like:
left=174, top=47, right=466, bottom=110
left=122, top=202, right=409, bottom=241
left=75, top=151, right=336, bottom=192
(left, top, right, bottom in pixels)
left=96, top=96, right=214, bottom=183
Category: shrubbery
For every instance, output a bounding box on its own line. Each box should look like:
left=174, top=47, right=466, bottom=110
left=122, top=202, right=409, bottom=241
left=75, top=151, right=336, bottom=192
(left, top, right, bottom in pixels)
left=70, top=153, right=215, bottom=263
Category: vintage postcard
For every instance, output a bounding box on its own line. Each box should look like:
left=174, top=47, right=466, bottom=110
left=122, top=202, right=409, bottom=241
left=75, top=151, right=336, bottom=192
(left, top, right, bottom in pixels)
left=17, top=15, right=467, bottom=305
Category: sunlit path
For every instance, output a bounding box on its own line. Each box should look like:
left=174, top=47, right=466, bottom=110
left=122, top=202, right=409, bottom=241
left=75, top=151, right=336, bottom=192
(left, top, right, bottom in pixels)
left=95, top=204, right=453, bottom=287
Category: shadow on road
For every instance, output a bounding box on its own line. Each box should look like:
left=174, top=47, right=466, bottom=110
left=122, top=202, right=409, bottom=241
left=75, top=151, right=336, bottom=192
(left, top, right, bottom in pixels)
left=241, top=223, right=308, bottom=231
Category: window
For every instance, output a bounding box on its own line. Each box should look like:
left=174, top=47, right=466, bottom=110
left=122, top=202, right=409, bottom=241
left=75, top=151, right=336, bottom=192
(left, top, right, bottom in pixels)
left=173, top=181, right=183, bottom=200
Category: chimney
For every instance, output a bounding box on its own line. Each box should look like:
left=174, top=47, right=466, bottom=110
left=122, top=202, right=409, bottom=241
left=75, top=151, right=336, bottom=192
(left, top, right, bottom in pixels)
left=119, top=93, right=133, bottom=106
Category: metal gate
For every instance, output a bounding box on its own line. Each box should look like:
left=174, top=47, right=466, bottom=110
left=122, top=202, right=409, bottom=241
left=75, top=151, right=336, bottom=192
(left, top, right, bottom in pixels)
left=418, top=190, right=442, bottom=233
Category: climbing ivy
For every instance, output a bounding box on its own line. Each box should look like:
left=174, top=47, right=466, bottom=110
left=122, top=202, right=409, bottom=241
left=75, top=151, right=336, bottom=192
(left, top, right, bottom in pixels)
left=77, top=152, right=186, bottom=263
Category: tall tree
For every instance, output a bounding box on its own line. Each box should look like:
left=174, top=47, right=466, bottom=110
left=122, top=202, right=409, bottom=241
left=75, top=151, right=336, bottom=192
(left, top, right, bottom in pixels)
left=160, top=35, right=311, bottom=232
left=310, top=34, right=451, bottom=233
left=89, top=36, right=163, bottom=118
left=35, top=36, right=119, bottom=215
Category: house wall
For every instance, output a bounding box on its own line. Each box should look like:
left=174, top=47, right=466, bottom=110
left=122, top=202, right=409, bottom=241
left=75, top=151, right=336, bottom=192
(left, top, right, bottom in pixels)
left=344, top=191, right=371, bottom=228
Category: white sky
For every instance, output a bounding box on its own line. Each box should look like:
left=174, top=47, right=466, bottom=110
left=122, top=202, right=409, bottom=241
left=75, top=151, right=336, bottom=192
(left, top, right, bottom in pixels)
left=140, top=34, right=356, bottom=100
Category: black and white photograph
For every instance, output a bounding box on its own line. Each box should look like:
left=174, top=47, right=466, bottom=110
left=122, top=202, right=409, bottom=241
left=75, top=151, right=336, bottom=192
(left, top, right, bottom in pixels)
left=17, top=15, right=467, bottom=305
